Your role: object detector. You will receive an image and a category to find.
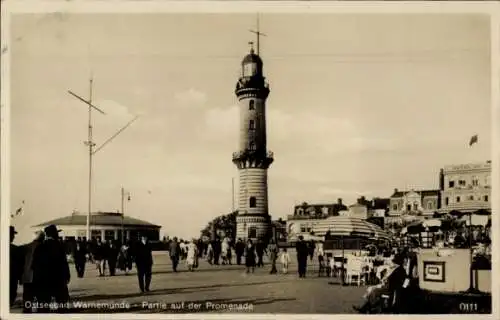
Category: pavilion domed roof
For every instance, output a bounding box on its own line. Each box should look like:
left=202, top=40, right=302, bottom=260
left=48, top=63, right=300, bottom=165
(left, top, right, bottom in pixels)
left=33, top=211, right=161, bottom=229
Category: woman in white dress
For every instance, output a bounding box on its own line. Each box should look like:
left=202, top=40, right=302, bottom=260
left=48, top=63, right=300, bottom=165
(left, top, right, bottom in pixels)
left=186, top=240, right=198, bottom=272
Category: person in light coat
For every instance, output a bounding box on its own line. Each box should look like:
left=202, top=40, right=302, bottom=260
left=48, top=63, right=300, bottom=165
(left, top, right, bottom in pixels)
left=280, top=247, right=291, bottom=274
left=186, top=240, right=199, bottom=272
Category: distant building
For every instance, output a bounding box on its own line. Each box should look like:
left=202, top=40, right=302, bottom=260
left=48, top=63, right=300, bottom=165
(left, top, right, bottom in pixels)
left=272, top=219, right=287, bottom=242
left=386, top=189, right=440, bottom=225
left=438, top=161, right=491, bottom=213
left=285, top=197, right=389, bottom=241
left=348, top=196, right=390, bottom=220
left=33, top=211, right=161, bottom=242
left=286, top=199, right=347, bottom=241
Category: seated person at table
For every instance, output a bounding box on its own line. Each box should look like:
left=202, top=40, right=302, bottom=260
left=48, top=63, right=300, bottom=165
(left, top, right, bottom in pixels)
left=352, top=254, right=406, bottom=314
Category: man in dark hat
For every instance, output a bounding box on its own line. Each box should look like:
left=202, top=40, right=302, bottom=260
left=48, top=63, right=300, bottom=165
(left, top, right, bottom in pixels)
left=135, top=234, right=153, bottom=293
left=32, top=225, right=70, bottom=312
left=235, top=238, right=245, bottom=265
left=352, top=253, right=407, bottom=313
left=169, top=237, right=180, bottom=272
left=10, top=226, right=23, bottom=307
left=295, top=236, right=309, bottom=278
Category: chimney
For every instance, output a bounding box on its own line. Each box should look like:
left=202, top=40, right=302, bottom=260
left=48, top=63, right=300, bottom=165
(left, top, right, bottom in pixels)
left=439, top=169, right=444, bottom=191
left=394, top=188, right=398, bottom=194
left=337, top=198, right=342, bottom=206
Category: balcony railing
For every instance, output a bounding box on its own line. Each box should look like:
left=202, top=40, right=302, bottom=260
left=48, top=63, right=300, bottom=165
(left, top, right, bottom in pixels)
left=232, top=150, right=274, bottom=161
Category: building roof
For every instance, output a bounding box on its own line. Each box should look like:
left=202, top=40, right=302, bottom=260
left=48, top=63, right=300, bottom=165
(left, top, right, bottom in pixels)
left=33, top=212, right=161, bottom=229
left=242, top=51, right=263, bottom=65
left=294, top=202, right=348, bottom=216
left=371, top=198, right=391, bottom=210
left=390, top=189, right=440, bottom=198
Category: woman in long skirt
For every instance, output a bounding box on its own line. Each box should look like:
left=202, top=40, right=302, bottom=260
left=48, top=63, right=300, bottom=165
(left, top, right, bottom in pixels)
left=245, top=239, right=256, bottom=273
left=207, top=243, right=214, bottom=265
left=186, top=241, right=198, bottom=272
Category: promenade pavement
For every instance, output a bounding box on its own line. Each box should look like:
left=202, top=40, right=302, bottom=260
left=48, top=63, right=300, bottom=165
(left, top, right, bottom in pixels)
left=11, top=252, right=366, bottom=314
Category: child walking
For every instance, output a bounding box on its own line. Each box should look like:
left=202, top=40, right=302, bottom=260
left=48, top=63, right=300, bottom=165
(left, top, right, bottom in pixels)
left=280, top=248, right=291, bottom=274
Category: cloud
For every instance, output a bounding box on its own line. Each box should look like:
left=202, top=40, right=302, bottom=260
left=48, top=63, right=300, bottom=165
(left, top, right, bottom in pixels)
left=202, top=105, right=398, bottom=156
left=174, top=88, right=207, bottom=107
left=204, top=105, right=239, bottom=137
left=317, top=186, right=374, bottom=197
left=95, top=100, right=136, bottom=119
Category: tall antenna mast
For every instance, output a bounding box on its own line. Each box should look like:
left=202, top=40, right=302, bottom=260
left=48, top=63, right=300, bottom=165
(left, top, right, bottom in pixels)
left=86, top=75, right=96, bottom=240
left=249, top=13, right=266, bottom=56
left=68, top=77, right=140, bottom=241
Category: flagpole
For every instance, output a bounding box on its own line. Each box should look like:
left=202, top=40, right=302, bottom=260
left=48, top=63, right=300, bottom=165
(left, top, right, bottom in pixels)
left=232, top=177, right=235, bottom=212
left=87, top=77, right=94, bottom=241
left=121, top=187, right=125, bottom=244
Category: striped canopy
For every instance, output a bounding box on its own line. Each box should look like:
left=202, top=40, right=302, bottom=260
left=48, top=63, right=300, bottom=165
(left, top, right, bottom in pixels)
left=312, top=216, right=391, bottom=240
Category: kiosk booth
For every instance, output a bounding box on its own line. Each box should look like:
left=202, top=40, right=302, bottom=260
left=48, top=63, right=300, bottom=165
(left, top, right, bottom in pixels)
left=417, top=248, right=491, bottom=313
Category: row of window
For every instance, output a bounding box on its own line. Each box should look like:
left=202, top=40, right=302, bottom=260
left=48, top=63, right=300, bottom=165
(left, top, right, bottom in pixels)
left=392, top=202, right=435, bottom=211
left=392, top=194, right=489, bottom=211
left=448, top=176, right=490, bottom=188
left=444, top=195, right=488, bottom=205
left=296, top=207, right=330, bottom=216
left=300, top=226, right=313, bottom=233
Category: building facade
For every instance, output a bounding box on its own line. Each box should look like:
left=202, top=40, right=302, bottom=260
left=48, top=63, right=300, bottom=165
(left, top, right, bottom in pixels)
left=33, top=211, right=161, bottom=242
left=386, top=189, right=440, bottom=225
left=232, top=41, right=273, bottom=241
left=348, top=196, right=390, bottom=220
left=439, top=161, right=491, bottom=213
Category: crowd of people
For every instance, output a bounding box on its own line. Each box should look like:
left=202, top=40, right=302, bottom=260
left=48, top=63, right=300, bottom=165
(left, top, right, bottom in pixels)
left=10, top=221, right=492, bottom=314
left=9, top=224, right=323, bottom=313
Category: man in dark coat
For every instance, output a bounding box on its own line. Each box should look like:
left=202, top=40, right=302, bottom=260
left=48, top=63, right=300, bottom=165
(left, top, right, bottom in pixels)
left=21, top=231, right=45, bottom=313
left=107, top=240, right=120, bottom=276
left=197, top=239, right=204, bottom=258
left=267, top=239, right=279, bottom=274
left=235, top=238, right=245, bottom=265
left=73, top=241, right=87, bottom=278
left=10, top=226, right=23, bottom=307
left=255, top=240, right=266, bottom=267
left=169, top=237, right=180, bottom=272
left=295, top=236, right=309, bottom=278
left=92, top=239, right=106, bottom=276
left=32, top=225, right=70, bottom=313
left=213, top=238, right=221, bottom=265
left=308, top=241, right=316, bottom=261
left=135, top=235, right=153, bottom=293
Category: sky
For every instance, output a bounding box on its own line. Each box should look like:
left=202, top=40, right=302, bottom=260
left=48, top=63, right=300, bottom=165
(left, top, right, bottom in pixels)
left=8, top=12, right=492, bottom=243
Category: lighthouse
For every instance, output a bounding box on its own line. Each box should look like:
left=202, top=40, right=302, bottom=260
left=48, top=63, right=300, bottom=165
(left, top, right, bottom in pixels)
left=232, top=27, right=273, bottom=242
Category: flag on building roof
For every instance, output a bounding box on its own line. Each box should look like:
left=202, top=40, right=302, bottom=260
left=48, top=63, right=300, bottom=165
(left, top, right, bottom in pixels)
left=469, top=134, right=478, bottom=146
left=12, top=201, right=25, bottom=218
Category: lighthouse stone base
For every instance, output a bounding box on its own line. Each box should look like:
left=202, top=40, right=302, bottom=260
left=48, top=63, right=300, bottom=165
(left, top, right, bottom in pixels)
left=236, top=215, right=271, bottom=242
